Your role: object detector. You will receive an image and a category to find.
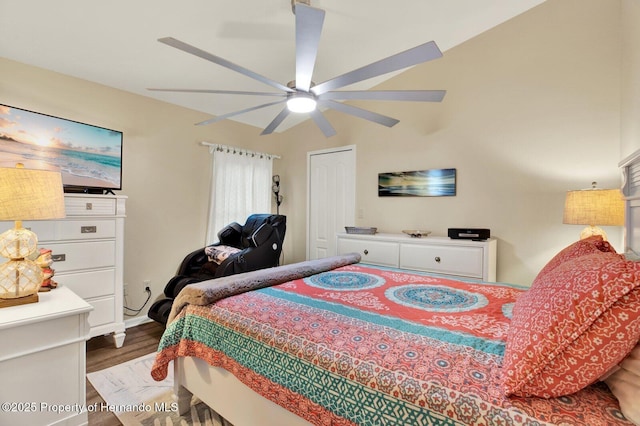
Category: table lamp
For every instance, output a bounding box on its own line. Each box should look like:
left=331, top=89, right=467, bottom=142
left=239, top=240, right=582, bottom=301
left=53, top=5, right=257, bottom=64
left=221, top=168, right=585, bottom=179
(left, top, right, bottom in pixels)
left=563, top=182, right=624, bottom=241
left=0, top=164, right=65, bottom=308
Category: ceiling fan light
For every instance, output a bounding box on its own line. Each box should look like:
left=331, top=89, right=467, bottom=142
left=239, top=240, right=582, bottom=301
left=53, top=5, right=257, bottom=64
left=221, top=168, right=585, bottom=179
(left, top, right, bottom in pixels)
left=287, top=93, right=317, bottom=113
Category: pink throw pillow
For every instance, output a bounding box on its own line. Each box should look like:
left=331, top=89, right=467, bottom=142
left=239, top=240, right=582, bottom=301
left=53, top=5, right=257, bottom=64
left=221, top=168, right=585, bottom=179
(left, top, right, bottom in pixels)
left=503, top=252, right=640, bottom=398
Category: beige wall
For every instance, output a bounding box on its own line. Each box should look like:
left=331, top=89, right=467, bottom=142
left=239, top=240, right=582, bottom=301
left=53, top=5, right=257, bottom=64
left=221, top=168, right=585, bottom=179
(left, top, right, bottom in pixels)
left=0, top=0, right=630, bottom=321
left=0, top=58, right=284, bottom=316
left=275, top=0, right=624, bottom=284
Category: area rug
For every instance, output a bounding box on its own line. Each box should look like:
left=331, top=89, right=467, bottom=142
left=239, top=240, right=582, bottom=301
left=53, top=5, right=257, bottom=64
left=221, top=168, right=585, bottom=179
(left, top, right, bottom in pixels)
left=87, top=353, right=233, bottom=426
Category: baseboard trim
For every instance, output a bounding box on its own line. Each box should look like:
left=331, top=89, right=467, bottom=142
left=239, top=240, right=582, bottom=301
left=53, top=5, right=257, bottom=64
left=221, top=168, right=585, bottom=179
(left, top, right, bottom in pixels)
left=124, top=315, right=153, bottom=329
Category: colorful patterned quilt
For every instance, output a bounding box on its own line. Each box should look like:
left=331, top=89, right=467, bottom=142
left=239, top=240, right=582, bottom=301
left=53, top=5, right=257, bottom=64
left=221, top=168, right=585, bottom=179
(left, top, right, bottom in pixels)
left=151, top=263, right=631, bottom=425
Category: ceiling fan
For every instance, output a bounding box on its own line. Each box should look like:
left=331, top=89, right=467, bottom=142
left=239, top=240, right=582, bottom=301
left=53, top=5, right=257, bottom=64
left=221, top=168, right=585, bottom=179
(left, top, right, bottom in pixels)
left=149, top=0, right=446, bottom=137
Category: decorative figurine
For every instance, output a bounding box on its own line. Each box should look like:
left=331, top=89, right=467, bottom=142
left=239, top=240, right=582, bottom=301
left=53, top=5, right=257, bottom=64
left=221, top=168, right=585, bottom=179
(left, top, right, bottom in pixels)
left=35, top=248, right=58, bottom=291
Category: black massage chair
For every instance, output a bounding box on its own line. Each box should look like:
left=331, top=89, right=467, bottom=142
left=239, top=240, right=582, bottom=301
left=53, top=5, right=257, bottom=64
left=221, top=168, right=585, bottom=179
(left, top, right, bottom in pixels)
left=148, top=214, right=286, bottom=325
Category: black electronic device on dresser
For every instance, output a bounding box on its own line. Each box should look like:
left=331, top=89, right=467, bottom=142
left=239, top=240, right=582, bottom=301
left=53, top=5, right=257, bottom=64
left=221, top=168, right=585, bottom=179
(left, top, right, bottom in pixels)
left=448, top=228, right=491, bottom=241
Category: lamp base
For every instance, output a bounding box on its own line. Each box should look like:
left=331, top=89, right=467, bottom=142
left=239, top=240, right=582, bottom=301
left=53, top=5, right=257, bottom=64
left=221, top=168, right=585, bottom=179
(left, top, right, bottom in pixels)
left=580, top=225, right=609, bottom=241
left=0, top=293, right=39, bottom=308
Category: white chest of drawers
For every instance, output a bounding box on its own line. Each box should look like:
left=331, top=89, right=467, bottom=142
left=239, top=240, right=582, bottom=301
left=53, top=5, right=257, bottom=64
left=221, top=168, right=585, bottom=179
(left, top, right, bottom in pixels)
left=2, top=194, right=127, bottom=348
left=0, top=286, right=92, bottom=426
left=337, top=232, right=497, bottom=282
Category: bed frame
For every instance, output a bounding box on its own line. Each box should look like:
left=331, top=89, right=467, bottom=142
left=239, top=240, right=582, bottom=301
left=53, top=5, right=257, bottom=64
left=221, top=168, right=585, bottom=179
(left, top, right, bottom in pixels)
left=174, top=356, right=312, bottom=425
left=173, top=148, right=640, bottom=425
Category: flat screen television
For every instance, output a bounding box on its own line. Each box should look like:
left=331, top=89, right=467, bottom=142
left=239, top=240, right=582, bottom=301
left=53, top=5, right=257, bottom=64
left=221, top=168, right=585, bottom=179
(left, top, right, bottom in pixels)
left=0, top=103, right=123, bottom=194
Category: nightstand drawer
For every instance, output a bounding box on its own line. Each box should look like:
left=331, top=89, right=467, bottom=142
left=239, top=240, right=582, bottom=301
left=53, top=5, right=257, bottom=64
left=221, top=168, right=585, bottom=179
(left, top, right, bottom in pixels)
left=0, top=287, right=91, bottom=426
left=400, top=243, right=484, bottom=278
left=0, top=314, right=84, bottom=361
left=47, top=241, right=116, bottom=272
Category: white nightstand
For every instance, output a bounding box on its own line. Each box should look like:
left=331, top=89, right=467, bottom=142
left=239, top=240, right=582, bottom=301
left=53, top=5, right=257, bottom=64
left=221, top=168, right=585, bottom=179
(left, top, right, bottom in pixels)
left=0, top=286, right=92, bottom=426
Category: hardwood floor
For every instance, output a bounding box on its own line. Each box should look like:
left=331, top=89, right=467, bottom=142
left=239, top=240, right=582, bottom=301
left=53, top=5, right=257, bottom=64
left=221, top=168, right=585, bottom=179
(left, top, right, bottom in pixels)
left=86, top=321, right=165, bottom=426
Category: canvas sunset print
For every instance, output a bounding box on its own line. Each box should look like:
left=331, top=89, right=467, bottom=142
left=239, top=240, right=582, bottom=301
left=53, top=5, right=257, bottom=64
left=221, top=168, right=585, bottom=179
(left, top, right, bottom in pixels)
left=378, top=168, right=456, bottom=197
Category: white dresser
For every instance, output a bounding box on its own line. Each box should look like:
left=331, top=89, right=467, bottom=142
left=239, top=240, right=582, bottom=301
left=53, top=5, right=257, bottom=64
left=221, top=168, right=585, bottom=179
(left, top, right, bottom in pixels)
left=0, top=286, right=92, bottom=426
left=337, top=232, right=497, bottom=282
left=4, top=194, right=127, bottom=348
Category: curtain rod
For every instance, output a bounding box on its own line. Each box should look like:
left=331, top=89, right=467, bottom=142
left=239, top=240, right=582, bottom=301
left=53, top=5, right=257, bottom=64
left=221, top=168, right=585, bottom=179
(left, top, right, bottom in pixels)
left=199, top=141, right=281, bottom=159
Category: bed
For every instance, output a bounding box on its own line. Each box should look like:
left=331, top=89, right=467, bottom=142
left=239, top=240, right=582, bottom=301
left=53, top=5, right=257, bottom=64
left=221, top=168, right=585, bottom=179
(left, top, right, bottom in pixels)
left=151, top=154, right=640, bottom=426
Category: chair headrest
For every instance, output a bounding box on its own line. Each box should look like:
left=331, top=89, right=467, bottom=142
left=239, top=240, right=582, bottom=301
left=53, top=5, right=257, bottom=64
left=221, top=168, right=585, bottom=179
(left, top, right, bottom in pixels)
left=237, top=214, right=286, bottom=248
left=242, top=214, right=286, bottom=234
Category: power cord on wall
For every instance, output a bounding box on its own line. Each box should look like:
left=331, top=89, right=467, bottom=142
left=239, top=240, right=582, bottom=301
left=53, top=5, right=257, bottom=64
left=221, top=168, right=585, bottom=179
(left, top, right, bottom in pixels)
left=124, top=286, right=152, bottom=316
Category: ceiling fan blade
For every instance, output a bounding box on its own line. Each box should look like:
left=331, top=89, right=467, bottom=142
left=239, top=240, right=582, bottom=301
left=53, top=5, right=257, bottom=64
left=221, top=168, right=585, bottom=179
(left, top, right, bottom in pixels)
left=319, top=90, right=446, bottom=102
left=148, top=88, right=287, bottom=97
left=309, top=110, right=336, bottom=138
left=158, top=37, right=293, bottom=93
left=261, top=107, right=291, bottom=135
left=295, top=4, right=325, bottom=92
left=196, top=100, right=286, bottom=126
left=311, top=41, right=443, bottom=95
left=320, top=100, right=399, bottom=127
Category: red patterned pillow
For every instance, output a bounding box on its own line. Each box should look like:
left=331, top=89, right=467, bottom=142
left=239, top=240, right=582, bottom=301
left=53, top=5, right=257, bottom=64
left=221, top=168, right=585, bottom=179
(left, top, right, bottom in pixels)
left=503, top=252, right=640, bottom=397
left=537, top=236, right=616, bottom=278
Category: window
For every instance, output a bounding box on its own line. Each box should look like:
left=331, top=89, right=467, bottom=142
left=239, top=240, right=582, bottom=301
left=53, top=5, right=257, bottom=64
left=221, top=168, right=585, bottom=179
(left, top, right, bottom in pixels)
left=206, top=146, right=274, bottom=244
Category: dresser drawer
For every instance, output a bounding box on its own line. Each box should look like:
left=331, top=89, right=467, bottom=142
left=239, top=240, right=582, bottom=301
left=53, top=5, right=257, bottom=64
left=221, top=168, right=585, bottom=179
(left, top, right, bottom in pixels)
left=400, top=243, right=484, bottom=278
left=337, top=238, right=399, bottom=267
left=0, top=220, right=56, bottom=241
left=65, top=197, right=116, bottom=216
left=58, top=269, right=116, bottom=299
left=89, top=296, right=116, bottom=327
left=47, top=241, right=116, bottom=272
left=8, top=219, right=116, bottom=242
left=19, top=220, right=56, bottom=241
left=58, top=219, right=116, bottom=240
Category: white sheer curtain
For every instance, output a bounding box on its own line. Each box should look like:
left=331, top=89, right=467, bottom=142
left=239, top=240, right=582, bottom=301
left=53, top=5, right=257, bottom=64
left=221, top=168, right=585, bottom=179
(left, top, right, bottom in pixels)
left=205, top=145, right=274, bottom=245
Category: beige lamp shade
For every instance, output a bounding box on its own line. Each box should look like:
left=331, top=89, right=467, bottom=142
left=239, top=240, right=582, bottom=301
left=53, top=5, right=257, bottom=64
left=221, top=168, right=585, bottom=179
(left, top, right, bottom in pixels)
left=0, top=164, right=66, bottom=306
left=563, top=184, right=624, bottom=240
left=0, top=166, right=66, bottom=221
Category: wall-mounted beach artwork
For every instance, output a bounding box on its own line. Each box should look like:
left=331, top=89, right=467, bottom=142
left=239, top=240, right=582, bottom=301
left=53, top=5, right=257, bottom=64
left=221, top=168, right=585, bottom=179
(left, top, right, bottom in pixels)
left=378, top=168, right=456, bottom=197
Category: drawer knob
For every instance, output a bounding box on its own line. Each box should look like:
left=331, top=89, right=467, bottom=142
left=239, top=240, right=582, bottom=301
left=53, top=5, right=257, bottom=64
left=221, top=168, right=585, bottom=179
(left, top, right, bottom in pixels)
left=363, top=249, right=369, bottom=255
left=435, top=256, right=441, bottom=263
left=52, top=254, right=66, bottom=262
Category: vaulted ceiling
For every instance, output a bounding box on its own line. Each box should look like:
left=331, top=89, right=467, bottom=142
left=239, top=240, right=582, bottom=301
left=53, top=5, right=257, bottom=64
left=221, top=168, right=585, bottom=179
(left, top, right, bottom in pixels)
left=0, top=0, right=546, bottom=132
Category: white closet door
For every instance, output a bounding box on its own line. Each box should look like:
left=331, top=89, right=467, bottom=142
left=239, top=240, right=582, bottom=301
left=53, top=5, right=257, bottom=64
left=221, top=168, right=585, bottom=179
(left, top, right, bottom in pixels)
left=307, top=146, right=356, bottom=259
